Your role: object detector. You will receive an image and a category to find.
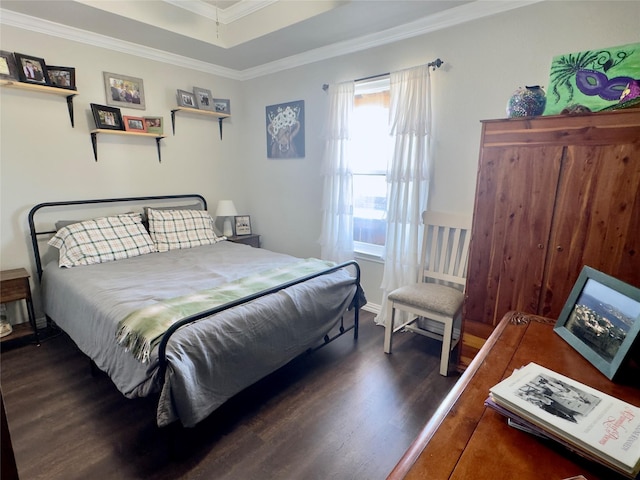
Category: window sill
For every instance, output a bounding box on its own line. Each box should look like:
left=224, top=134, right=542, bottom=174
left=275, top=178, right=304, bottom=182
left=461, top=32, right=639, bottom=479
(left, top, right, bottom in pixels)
left=354, top=250, right=384, bottom=265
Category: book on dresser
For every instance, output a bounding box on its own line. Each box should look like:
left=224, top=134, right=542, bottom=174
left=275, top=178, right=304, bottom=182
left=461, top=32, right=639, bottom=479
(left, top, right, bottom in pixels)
left=487, top=363, right=640, bottom=478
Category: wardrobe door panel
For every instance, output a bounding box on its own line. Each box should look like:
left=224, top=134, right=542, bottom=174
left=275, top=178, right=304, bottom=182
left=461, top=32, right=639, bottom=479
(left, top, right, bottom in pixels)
left=464, top=145, right=562, bottom=327
left=540, top=142, right=640, bottom=317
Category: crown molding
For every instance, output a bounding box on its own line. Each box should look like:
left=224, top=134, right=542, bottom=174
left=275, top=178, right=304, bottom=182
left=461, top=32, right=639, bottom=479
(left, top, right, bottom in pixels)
left=239, top=0, right=545, bottom=80
left=0, top=9, right=243, bottom=80
left=162, top=0, right=277, bottom=24
left=0, top=0, right=544, bottom=82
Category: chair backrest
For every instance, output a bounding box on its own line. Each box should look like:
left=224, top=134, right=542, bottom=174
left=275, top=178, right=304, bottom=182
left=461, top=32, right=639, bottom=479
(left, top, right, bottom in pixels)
left=420, top=211, right=472, bottom=288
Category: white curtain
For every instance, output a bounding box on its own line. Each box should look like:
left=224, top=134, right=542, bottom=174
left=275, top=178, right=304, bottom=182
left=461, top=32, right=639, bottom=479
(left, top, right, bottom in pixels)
left=319, top=81, right=355, bottom=263
left=375, top=64, right=432, bottom=326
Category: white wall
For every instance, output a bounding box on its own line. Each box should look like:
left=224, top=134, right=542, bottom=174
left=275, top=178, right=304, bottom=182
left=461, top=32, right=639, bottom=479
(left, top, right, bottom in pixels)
left=240, top=1, right=640, bottom=308
left=1, top=1, right=639, bottom=322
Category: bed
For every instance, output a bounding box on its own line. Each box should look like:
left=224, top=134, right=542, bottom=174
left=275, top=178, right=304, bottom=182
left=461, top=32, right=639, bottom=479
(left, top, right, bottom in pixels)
left=28, top=194, right=363, bottom=428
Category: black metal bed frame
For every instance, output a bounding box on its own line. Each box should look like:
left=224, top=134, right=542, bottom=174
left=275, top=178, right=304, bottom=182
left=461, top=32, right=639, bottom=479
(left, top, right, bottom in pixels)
left=28, top=194, right=361, bottom=385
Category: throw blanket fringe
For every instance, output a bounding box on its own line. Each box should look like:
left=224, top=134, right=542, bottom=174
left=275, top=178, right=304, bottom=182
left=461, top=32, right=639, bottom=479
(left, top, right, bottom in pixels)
left=116, top=258, right=335, bottom=363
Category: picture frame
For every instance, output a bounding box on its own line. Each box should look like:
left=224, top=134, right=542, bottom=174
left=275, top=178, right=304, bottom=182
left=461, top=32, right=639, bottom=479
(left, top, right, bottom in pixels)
left=266, top=100, right=305, bottom=158
left=123, top=115, right=147, bottom=133
left=0, top=51, right=19, bottom=80
left=554, top=265, right=640, bottom=380
left=103, top=71, right=145, bottom=110
left=193, top=87, right=214, bottom=111
left=14, top=53, right=49, bottom=85
left=46, top=66, right=76, bottom=90
left=143, top=116, right=163, bottom=135
left=234, top=215, right=251, bottom=236
left=213, top=98, right=230, bottom=114
left=177, top=89, right=197, bottom=108
left=90, top=103, right=124, bottom=131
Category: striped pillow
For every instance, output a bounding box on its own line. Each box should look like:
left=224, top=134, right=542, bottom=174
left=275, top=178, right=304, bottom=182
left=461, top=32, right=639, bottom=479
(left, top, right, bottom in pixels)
left=147, top=208, right=222, bottom=252
left=48, top=213, right=156, bottom=267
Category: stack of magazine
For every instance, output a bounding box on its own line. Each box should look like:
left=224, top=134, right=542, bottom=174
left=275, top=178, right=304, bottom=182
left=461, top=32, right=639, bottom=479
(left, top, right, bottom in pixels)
left=486, top=362, right=640, bottom=478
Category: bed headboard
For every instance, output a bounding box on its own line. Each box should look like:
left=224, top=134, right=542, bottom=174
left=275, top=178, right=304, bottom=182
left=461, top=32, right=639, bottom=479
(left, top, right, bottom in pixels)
left=28, top=194, right=207, bottom=280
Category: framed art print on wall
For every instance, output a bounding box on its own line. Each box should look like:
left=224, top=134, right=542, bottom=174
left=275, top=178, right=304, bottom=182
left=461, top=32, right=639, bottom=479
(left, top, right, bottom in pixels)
left=266, top=100, right=305, bottom=159
left=554, top=266, right=640, bottom=380
left=103, top=71, right=145, bottom=110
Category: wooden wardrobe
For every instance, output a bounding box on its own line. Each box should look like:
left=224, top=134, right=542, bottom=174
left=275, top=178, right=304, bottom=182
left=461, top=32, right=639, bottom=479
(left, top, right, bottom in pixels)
left=460, top=109, right=640, bottom=368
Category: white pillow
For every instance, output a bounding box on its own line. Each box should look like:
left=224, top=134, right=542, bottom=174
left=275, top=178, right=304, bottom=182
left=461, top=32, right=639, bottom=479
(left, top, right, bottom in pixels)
left=147, top=208, right=222, bottom=252
left=48, top=213, right=156, bottom=267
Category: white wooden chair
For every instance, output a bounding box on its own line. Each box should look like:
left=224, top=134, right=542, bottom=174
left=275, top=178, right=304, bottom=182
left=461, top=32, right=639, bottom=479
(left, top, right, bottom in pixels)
left=383, top=211, right=472, bottom=376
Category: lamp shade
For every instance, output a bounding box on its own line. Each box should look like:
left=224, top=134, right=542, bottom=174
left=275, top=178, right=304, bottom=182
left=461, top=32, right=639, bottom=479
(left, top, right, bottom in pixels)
left=215, top=200, right=238, bottom=218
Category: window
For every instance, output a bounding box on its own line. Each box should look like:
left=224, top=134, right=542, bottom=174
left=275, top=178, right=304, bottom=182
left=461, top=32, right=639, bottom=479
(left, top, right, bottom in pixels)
left=349, top=77, right=392, bottom=257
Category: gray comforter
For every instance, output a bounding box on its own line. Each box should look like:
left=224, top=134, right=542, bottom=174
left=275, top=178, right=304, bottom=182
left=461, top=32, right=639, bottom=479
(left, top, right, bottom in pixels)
left=42, top=241, right=358, bottom=427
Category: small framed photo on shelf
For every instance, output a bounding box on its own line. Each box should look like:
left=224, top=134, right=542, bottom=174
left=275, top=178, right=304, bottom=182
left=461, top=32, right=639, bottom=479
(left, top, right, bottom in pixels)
left=103, top=71, right=145, bottom=110
left=0, top=51, right=19, bottom=80
left=193, top=87, right=214, bottom=111
left=123, top=115, right=147, bottom=133
left=213, top=98, right=230, bottom=114
left=14, top=53, right=49, bottom=85
left=90, top=103, right=124, bottom=130
left=554, top=265, right=640, bottom=380
left=46, top=66, right=76, bottom=90
left=177, top=89, right=197, bottom=108
left=234, top=215, right=251, bottom=235
left=143, top=116, right=163, bottom=135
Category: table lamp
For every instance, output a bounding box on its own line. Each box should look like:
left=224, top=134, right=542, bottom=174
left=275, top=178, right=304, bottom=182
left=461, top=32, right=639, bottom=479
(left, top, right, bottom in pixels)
left=216, top=200, right=238, bottom=236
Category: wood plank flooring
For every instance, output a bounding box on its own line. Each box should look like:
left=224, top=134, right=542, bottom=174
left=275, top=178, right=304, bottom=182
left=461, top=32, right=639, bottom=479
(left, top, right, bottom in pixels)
left=1, top=311, right=459, bottom=480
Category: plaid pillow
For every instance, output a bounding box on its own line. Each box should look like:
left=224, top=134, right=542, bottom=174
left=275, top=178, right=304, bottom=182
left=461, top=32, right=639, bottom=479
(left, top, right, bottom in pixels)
left=147, top=208, right=222, bottom=252
left=48, top=213, right=156, bottom=267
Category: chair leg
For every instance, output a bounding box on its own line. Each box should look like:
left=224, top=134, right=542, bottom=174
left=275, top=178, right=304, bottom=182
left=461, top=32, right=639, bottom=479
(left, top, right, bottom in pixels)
left=439, top=317, right=454, bottom=376
left=383, top=303, right=395, bottom=354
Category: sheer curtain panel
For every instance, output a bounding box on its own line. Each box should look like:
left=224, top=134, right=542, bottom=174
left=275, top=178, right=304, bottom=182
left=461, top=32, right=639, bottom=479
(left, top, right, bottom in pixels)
left=376, top=65, right=432, bottom=326
left=319, top=81, right=355, bottom=263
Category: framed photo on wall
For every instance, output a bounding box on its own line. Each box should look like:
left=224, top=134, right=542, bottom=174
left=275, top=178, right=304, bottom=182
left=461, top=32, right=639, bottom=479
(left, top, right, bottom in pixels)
left=193, top=87, right=214, bottom=111
left=213, top=98, right=230, bottom=114
left=234, top=215, right=251, bottom=235
left=14, top=53, right=49, bottom=85
left=103, top=71, right=145, bottom=110
left=0, top=51, right=19, bottom=80
left=143, top=116, right=163, bottom=135
left=554, top=266, right=640, bottom=380
left=90, top=103, right=124, bottom=130
left=47, top=66, right=76, bottom=90
left=123, top=116, right=147, bottom=133
left=177, top=89, right=197, bottom=108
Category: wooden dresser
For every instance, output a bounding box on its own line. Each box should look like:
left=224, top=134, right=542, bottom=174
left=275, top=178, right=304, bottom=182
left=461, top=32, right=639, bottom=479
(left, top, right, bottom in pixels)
left=388, top=312, right=640, bottom=480
left=461, top=110, right=640, bottom=367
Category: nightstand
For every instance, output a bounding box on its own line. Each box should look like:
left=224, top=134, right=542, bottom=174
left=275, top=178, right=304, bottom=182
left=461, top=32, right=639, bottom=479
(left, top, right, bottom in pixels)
left=227, top=234, right=261, bottom=248
left=0, top=268, right=39, bottom=345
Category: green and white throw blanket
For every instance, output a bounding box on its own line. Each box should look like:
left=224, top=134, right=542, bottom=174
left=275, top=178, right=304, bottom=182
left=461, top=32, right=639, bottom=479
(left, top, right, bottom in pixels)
left=116, top=258, right=335, bottom=363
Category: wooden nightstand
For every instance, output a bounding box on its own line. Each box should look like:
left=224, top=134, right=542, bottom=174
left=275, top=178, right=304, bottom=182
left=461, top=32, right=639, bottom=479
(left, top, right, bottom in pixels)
left=0, top=268, right=39, bottom=345
left=227, top=234, right=261, bottom=248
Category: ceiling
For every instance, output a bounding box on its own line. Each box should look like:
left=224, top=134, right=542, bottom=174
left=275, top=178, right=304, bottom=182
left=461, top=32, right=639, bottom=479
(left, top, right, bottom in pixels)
left=0, top=0, right=540, bottom=79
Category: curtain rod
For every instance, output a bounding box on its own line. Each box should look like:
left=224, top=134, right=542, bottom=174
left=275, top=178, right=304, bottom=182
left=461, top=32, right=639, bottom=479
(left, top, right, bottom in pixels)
left=322, top=58, right=443, bottom=91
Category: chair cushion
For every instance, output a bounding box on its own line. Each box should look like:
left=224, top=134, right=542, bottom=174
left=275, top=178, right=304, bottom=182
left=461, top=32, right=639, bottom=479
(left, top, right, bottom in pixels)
left=388, top=283, right=464, bottom=316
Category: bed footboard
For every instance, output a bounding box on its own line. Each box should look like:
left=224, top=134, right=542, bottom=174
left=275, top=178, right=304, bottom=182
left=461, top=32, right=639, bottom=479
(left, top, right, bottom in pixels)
left=157, top=260, right=362, bottom=380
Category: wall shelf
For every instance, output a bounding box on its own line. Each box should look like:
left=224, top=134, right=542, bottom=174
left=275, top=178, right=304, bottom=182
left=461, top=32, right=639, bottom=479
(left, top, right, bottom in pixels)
left=0, top=79, right=78, bottom=127
left=170, top=106, right=230, bottom=139
left=89, top=129, right=165, bottom=163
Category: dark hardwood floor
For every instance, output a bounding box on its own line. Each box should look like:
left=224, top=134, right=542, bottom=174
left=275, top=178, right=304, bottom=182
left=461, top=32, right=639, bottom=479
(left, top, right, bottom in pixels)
left=0, top=311, right=458, bottom=480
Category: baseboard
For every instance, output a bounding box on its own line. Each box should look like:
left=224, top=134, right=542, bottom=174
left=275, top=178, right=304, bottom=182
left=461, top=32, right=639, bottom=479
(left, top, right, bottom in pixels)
left=362, top=302, right=381, bottom=315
